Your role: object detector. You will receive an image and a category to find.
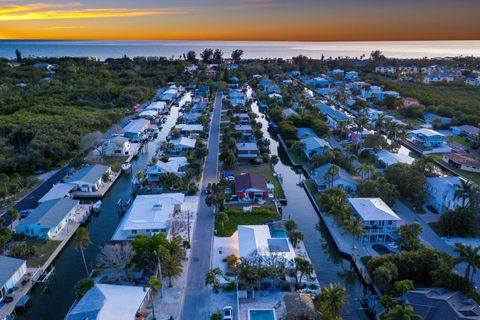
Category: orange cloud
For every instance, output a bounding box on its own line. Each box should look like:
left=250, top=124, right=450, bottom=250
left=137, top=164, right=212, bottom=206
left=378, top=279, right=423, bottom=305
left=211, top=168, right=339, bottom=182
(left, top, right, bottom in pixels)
left=0, top=2, right=191, bottom=21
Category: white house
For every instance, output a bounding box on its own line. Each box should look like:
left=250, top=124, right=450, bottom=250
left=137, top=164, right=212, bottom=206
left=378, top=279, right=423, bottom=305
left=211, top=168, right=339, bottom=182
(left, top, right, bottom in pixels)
left=38, top=183, right=75, bottom=203
left=443, top=153, right=480, bottom=174
left=174, top=124, right=204, bottom=134
left=146, top=157, right=189, bottom=181
left=65, top=164, right=112, bottom=193
left=375, top=150, right=415, bottom=168
left=104, top=136, right=131, bottom=156
left=375, top=66, right=396, bottom=74
left=65, top=284, right=149, bottom=320
left=423, top=73, right=454, bottom=84
left=0, top=255, right=27, bottom=303
left=112, top=193, right=185, bottom=240
left=16, top=198, right=80, bottom=239
left=312, top=164, right=357, bottom=192
left=426, top=176, right=466, bottom=213
left=348, top=198, right=401, bottom=242
left=238, top=225, right=296, bottom=263
left=170, top=137, right=196, bottom=154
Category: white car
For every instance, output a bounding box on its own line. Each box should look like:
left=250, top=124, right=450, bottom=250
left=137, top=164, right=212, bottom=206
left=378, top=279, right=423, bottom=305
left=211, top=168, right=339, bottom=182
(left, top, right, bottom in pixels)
left=223, top=306, right=233, bottom=320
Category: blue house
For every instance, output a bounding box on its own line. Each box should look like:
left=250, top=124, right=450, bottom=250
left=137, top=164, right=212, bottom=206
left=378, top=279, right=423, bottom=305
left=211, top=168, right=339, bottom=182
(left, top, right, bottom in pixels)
left=317, top=103, right=350, bottom=129
left=423, top=113, right=452, bottom=127
left=408, top=128, right=447, bottom=148
left=297, top=127, right=317, bottom=139
left=312, top=77, right=329, bottom=87
left=345, top=71, right=358, bottom=80
left=16, top=198, right=79, bottom=239
left=258, top=79, right=273, bottom=88
left=312, top=163, right=357, bottom=192
left=301, top=136, right=331, bottom=160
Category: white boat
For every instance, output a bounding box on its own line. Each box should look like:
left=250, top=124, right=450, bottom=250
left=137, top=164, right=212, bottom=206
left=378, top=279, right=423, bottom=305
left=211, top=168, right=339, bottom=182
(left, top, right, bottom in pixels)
left=92, top=200, right=102, bottom=212
left=121, top=162, right=132, bottom=171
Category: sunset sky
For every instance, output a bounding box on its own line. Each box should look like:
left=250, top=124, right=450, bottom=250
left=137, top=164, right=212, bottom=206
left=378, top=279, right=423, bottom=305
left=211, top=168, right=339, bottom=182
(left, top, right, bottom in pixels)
left=0, top=0, right=479, bottom=41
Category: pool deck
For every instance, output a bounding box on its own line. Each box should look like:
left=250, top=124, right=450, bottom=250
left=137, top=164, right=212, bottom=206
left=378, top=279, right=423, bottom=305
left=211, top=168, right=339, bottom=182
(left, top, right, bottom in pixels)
left=239, top=292, right=286, bottom=320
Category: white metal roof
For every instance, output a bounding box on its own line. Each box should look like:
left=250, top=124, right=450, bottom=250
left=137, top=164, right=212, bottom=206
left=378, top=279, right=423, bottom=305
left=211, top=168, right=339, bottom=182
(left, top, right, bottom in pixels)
left=410, top=128, right=444, bottom=137
left=238, top=225, right=295, bottom=261
left=348, top=198, right=401, bottom=222
left=38, top=183, right=75, bottom=203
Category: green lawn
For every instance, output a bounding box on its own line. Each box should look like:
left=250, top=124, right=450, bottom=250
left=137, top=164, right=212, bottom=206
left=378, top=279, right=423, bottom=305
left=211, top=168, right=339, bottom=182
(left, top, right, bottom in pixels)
left=215, top=211, right=280, bottom=237
left=25, top=240, right=62, bottom=268
left=233, top=163, right=285, bottom=199
left=88, top=155, right=128, bottom=172
left=448, top=135, right=471, bottom=147
left=430, top=154, right=480, bottom=185
left=286, top=146, right=307, bottom=166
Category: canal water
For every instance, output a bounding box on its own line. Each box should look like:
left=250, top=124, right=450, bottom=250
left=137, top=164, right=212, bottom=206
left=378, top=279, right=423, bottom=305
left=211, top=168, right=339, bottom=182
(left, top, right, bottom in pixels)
left=248, top=88, right=367, bottom=318
left=18, top=92, right=190, bottom=320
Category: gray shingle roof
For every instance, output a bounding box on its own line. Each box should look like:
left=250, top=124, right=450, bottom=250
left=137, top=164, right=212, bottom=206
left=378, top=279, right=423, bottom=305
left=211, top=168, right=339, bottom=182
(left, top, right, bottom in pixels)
left=17, top=198, right=79, bottom=229
left=0, top=255, right=26, bottom=288
left=66, top=286, right=105, bottom=320
left=66, top=164, right=110, bottom=185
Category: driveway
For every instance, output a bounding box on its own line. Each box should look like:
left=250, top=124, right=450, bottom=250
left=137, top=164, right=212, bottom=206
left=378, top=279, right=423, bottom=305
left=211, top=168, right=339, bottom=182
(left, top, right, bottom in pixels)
left=180, top=91, right=222, bottom=320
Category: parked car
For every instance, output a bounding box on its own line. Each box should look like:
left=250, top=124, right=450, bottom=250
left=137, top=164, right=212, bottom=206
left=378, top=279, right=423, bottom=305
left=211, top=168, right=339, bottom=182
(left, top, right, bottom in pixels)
left=223, top=306, right=233, bottom=320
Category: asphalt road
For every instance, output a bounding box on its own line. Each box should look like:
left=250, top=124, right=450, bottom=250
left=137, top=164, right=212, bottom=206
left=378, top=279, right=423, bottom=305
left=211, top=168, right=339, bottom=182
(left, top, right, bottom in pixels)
left=180, top=91, right=222, bottom=320
left=14, top=165, right=70, bottom=212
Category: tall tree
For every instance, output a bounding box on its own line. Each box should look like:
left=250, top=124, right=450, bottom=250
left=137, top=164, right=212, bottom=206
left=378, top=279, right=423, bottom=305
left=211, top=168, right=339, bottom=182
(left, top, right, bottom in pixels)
left=15, top=49, right=22, bottom=62
left=5, top=209, right=20, bottom=230
left=382, top=304, right=422, bottom=320
left=294, top=257, right=313, bottom=288
left=324, top=164, right=340, bottom=189
left=454, top=179, right=475, bottom=209
left=200, top=48, right=213, bottom=63
left=149, top=276, right=163, bottom=319
left=398, top=223, right=423, bottom=251
left=289, top=230, right=304, bottom=247
left=343, top=217, right=366, bottom=249
left=186, top=50, right=197, bottom=63
left=75, top=227, right=92, bottom=277
left=205, top=267, right=223, bottom=293
left=215, top=211, right=229, bottom=232
left=454, top=243, right=480, bottom=281
left=231, top=49, right=244, bottom=63
left=316, top=283, right=348, bottom=320
left=212, top=49, right=223, bottom=64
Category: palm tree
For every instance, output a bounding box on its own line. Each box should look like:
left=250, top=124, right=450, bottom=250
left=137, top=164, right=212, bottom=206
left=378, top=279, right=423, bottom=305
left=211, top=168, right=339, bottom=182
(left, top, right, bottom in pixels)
left=231, top=49, right=244, bottom=63
left=291, top=141, right=306, bottom=157
left=212, top=49, right=223, bottom=64
left=354, top=116, right=369, bottom=134
left=359, top=163, right=375, bottom=180
left=293, top=257, right=313, bottom=289
left=323, top=164, right=340, bottom=189
left=148, top=276, right=163, bottom=320
left=5, top=209, right=20, bottom=230
left=215, top=211, right=229, bottom=232
left=316, top=283, right=348, bottom=319
left=75, top=227, right=92, bottom=277
left=285, top=219, right=298, bottom=233
left=200, top=48, right=213, bottom=63
left=454, top=243, right=480, bottom=281
left=383, top=304, right=422, bottom=320
left=343, top=217, right=366, bottom=249
left=289, top=230, right=304, bottom=247
left=454, top=179, right=474, bottom=208
left=380, top=294, right=398, bottom=313
left=205, top=267, right=223, bottom=293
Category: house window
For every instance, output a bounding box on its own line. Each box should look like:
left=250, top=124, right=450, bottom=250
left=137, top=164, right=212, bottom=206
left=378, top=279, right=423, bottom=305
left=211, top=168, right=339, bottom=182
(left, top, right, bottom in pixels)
left=387, top=221, right=393, bottom=225
left=131, top=230, right=137, bottom=234
left=152, top=229, right=159, bottom=232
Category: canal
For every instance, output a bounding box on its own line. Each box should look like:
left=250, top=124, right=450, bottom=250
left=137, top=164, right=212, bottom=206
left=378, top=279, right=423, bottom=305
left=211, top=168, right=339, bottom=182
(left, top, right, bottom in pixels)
left=18, top=92, right=190, bottom=320
left=248, top=88, right=367, bottom=318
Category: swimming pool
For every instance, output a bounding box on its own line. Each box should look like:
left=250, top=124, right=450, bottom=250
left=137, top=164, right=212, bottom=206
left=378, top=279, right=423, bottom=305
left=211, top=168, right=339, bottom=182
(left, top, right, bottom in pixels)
left=270, top=228, right=288, bottom=238
left=248, top=309, right=276, bottom=320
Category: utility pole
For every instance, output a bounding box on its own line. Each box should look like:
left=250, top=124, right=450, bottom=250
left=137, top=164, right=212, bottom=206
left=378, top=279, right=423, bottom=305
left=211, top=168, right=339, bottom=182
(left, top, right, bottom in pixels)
left=187, top=210, right=190, bottom=243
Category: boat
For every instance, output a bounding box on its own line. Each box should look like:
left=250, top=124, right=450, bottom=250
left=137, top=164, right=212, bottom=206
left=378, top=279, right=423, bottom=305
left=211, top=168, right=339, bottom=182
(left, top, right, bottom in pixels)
left=92, top=200, right=102, bottom=212
left=121, top=162, right=132, bottom=172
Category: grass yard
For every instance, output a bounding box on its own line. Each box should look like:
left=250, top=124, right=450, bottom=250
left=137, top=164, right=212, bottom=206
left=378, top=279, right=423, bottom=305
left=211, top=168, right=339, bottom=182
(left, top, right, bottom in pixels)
left=25, top=239, right=62, bottom=268
left=448, top=135, right=471, bottom=147
left=430, top=154, right=480, bottom=185
left=215, top=211, right=280, bottom=237
left=88, top=155, right=128, bottom=172
left=233, top=163, right=285, bottom=198
left=286, top=146, right=307, bottom=166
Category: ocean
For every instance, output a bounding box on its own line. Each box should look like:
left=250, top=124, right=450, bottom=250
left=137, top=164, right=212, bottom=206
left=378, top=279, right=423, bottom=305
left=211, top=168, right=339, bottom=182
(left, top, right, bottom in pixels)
left=0, top=40, right=480, bottom=60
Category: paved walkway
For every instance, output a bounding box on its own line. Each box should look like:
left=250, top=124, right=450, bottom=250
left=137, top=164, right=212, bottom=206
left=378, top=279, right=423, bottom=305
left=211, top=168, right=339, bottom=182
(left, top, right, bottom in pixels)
left=180, top=91, right=223, bottom=320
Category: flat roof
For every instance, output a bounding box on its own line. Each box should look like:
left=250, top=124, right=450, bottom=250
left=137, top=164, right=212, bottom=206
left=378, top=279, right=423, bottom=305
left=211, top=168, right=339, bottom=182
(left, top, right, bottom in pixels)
left=238, top=225, right=295, bottom=261
left=410, top=128, right=445, bottom=137
left=38, top=183, right=75, bottom=203
left=349, top=197, right=400, bottom=222
left=171, top=137, right=196, bottom=148
left=66, top=284, right=148, bottom=320
left=116, top=193, right=184, bottom=232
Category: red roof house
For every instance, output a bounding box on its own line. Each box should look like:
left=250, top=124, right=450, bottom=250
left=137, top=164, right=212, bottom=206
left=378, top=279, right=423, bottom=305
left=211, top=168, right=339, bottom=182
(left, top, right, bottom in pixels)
left=234, top=173, right=269, bottom=200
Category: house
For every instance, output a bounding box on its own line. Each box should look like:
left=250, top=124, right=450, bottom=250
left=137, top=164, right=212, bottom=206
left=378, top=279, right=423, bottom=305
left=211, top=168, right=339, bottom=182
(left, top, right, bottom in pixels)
left=426, top=176, right=467, bottom=213
left=345, top=71, right=358, bottom=80
left=174, top=124, right=204, bottom=134
left=361, top=85, right=384, bottom=100
left=122, top=119, right=150, bottom=141
left=258, top=79, right=273, bottom=88
left=16, top=198, right=80, bottom=239
left=398, top=66, right=420, bottom=74
left=65, top=284, right=149, bottom=320
left=402, top=97, right=420, bottom=108
left=451, top=125, right=480, bottom=140
left=236, top=142, right=259, bottom=161
left=145, top=101, right=166, bottom=113
left=0, top=255, right=27, bottom=303
left=424, top=113, right=452, bottom=127
left=404, top=288, right=480, bottom=320
left=348, top=198, right=401, bottom=242
left=375, top=150, right=415, bottom=168
left=297, top=127, right=317, bottom=139
left=283, top=108, right=299, bottom=118
left=383, top=90, right=401, bottom=99
left=104, top=136, right=131, bottom=156
left=186, top=64, right=198, bottom=72
left=421, top=65, right=438, bottom=74
left=65, top=164, right=112, bottom=193
left=228, top=89, right=246, bottom=107
left=331, top=69, right=345, bottom=76
left=375, top=66, right=396, bottom=74
left=235, top=124, right=254, bottom=140
left=300, top=136, right=331, bottom=160
left=238, top=225, right=295, bottom=263
left=38, top=183, right=74, bottom=203
left=443, top=153, right=480, bottom=173
left=146, top=157, right=189, bottom=181
left=159, top=87, right=179, bottom=102
left=312, top=164, right=357, bottom=192
left=233, top=113, right=251, bottom=125
left=170, top=137, right=196, bottom=154
left=312, top=77, right=329, bottom=87
left=408, top=128, right=451, bottom=153
left=138, top=110, right=158, bottom=120
left=182, top=112, right=203, bottom=124
left=234, top=173, right=269, bottom=201
left=317, top=103, right=350, bottom=129
left=466, top=77, right=480, bottom=86
left=423, top=73, right=455, bottom=84
left=112, top=193, right=185, bottom=240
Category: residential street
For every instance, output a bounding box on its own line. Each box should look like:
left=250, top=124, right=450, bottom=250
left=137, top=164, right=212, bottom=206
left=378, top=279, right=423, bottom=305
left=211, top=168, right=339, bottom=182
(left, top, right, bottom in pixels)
left=180, top=91, right=222, bottom=320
